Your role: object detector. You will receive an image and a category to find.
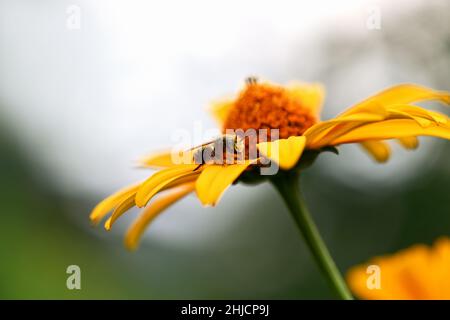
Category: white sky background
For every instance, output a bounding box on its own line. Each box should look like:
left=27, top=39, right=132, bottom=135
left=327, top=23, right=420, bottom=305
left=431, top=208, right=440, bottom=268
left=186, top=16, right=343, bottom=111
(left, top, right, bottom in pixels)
left=1, top=0, right=442, bottom=244
left=0, top=0, right=429, bottom=194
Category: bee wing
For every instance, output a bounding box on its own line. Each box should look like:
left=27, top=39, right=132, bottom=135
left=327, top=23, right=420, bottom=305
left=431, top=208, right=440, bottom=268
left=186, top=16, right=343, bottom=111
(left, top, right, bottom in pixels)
left=184, top=139, right=217, bottom=152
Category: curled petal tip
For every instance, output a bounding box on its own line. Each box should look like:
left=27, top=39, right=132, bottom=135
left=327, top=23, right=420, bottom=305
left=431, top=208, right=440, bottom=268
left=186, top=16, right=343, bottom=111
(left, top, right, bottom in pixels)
left=104, top=218, right=112, bottom=231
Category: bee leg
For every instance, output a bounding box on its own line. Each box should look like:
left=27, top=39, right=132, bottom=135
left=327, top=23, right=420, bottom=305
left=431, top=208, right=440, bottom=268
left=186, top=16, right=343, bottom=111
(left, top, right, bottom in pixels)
left=193, top=164, right=203, bottom=171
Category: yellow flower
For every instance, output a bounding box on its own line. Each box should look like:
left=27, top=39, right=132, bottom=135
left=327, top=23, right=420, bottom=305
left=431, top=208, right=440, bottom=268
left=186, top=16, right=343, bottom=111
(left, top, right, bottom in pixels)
left=90, top=79, right=450, bottom=250
left=347, top=237, right=450, bottom=300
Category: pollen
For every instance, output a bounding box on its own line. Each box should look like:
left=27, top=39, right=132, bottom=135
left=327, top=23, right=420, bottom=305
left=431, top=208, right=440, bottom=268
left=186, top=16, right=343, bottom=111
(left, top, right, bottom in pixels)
left=223, top=81, right=318, bottom=140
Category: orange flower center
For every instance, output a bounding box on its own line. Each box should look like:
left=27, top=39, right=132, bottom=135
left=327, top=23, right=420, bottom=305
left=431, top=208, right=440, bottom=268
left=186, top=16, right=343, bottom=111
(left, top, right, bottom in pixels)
left=223, top=81, right=318, bottom=140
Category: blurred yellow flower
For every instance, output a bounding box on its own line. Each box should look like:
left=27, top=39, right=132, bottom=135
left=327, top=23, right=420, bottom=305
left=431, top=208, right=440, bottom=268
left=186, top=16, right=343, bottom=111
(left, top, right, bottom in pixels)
left=347, top=237, right=450, bottom=300
left=90, top=79, right=450, bottom=250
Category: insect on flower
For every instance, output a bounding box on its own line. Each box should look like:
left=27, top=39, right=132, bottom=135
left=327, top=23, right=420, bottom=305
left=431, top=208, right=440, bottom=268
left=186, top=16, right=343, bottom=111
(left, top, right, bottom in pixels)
left=90, top=78, right=450, bottom=251
left=245, top=76, right=259, bottom=85
left=188, top=133, right=246, bottom=169
left=90, top=77, right=449, bottom=299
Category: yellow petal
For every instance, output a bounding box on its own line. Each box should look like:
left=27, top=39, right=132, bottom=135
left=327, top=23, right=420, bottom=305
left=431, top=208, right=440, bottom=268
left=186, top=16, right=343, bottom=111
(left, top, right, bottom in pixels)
left=331, top=119, right=450, bottom=145
left=305, top=110, right=387, bottom=148
left=209, top=99, right=234, bottom=127
left=257, top=136, right=306, bottom=170
left=360, top=140, right=391, bottom=163
left=306, top=85, right=449, bottom=149
left=104, top=193, right=136, bottom=231
left=135, top=164, right=199, bottom=208
left=397, top=137, right=419, bottom=150
left=90, top=183, right=141, bottom=225
left=287, top=82, right=325, bottom=118
left=125, top=182, right=195, bottom=251
left=195, top=163, right=252, bottom=206
left=139, top=150, right=180, bottom=168
left=163, top=174, right=199, bottom=190
left=388, top=105, right=448, bottom=125
left=307, top=105, right=449, bottom=149
left=388, top=109, right=434, bottom=127
left=347, top=238, right=450, bottom=300
left=341, top=84, right=450, bottom=116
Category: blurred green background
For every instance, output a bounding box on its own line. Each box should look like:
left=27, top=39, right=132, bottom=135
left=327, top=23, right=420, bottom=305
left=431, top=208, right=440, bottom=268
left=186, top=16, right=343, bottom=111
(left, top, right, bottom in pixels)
left=0, top=0, right=449, bottom=299
left=2, top=119, right=449, bottom=299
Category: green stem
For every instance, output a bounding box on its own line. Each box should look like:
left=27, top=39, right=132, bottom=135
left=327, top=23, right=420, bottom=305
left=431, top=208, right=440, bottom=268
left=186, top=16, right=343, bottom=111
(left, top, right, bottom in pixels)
left=271, top=172, right=353, bottom=300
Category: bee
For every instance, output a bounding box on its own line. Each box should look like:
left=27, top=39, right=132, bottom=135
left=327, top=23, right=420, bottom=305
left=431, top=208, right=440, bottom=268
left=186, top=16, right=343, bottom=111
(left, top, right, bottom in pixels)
left=187, top=134, right=245, bottom=170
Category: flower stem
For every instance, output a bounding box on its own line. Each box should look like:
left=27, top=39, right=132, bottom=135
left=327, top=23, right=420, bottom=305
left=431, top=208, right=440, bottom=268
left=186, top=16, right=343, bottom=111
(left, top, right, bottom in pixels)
left=271, top=172, right=353, bottom=300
